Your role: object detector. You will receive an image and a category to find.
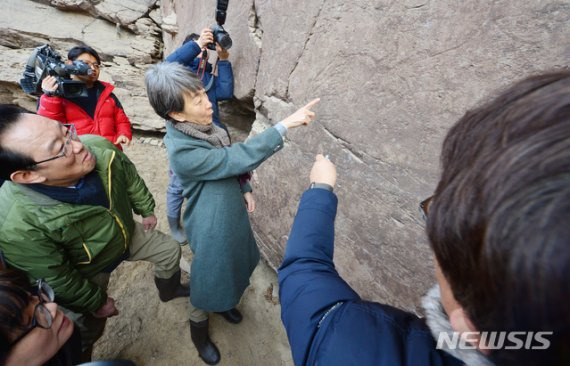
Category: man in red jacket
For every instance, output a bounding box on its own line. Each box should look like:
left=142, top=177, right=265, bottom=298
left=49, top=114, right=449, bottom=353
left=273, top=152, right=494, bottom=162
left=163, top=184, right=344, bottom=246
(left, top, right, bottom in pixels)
left=38, top=45, right=132, bottom=150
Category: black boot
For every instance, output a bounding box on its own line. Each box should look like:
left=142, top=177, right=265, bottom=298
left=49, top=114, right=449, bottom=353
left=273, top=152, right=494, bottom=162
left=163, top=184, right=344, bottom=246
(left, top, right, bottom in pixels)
left=215, top=308, right=242, bottom=324
left=190, top=319, right=221, bottom=365
left=154, top=270, right=189, bottom=302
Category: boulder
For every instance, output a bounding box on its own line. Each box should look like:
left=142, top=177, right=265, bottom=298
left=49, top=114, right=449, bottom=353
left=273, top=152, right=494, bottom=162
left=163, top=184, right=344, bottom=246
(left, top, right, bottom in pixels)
left=44, top=0, right=158, bottom=27
left=163, top=0, right=570, bottom=311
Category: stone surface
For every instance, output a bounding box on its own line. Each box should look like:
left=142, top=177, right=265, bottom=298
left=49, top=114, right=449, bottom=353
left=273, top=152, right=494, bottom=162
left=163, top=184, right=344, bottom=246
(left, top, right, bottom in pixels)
left=44, top=0, right=158, bottom=27
left=163, top=0, right=570, bottom=311
left=1, top=0, right=569, bottom=317
left=0, top=0, right=165, bottom=132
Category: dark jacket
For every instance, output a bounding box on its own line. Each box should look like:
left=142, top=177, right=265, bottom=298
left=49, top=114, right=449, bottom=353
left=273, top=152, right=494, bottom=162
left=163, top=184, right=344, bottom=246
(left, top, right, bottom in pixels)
left=278, top=189, right=464, bottom=366
left=38, top=81, right=132, bottom=150
left=165, top=41, right=234, bottom=128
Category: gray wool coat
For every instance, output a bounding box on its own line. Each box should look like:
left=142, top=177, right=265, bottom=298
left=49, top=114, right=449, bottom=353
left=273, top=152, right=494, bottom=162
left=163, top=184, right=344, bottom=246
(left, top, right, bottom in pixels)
left=164, top=123, right=283, bottom=311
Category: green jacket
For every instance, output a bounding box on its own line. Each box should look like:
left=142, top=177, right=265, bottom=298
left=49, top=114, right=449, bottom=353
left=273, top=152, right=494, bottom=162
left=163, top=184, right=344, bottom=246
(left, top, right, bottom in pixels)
left=165, top=123, right=283, bottom=311
left=0, top=135, right=155, bottom=313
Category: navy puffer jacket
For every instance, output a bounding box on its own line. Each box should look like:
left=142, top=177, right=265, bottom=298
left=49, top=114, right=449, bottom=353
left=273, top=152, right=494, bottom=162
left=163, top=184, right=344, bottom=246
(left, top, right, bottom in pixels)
left=278, top=189, right=464, bottom=366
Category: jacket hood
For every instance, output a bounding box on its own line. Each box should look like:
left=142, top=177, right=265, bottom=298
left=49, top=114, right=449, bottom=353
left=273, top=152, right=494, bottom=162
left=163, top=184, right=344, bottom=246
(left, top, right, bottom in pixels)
left=422, top=285, right=495, bottom=366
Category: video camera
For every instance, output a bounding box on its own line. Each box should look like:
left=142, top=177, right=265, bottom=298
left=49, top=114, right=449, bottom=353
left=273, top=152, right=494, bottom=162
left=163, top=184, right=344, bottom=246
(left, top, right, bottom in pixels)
left=207, top=0, right=232, bottom=50
left=19, top=44, right=92, bottom=98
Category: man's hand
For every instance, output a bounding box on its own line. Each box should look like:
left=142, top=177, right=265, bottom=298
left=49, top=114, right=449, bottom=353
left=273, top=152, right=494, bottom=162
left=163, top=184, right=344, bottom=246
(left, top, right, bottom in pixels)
left=243, top=192, right=256, bottom=213
left=216, top=43, right=229, bottom=60
left=310, top=154, right=337, bottom=188
left=281, top=98, right=320, bottom=129
left=41, top=76, right=58, bottom=94
left=196, top=28, right=214, bottom=49
left=114, top=135, right=131, bottom=146
left=92, top=297, right=119, bottom=318
left=142, top=214, right=157, bottom=231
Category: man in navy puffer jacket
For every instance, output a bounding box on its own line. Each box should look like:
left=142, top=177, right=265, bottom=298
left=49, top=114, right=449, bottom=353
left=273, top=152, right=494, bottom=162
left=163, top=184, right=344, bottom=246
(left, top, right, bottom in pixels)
left=278, top=155, right=464, bottom=366
left=279, top=71, right=570, bottom=366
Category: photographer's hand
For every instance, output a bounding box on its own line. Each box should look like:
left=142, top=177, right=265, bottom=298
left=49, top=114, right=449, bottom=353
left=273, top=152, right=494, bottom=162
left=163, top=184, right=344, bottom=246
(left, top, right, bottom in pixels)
left=216, top=43, right=229, bottom=60
left=280, top=98, right=320, bottom=129
left=310, top=154, right=337, bottom=188
left=114, top=135, right=131, bottom=146
left=41, top=76, right=58, bottom=94
left=197, top=28, right=214, bottom=49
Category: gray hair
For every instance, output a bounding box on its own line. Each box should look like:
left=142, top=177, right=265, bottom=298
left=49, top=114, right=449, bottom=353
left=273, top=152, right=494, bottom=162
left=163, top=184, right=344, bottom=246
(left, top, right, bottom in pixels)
left=145, top=62, right=204, bottom=120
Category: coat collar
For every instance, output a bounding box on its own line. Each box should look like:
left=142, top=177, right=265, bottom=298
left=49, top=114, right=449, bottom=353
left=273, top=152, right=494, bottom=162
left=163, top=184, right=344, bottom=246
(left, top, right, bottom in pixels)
left=422, top=285, right=495, bottom=366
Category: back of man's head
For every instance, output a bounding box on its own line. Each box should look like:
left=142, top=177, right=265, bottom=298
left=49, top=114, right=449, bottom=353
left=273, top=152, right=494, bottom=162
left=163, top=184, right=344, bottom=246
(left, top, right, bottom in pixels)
left=145, top=62, right=204, bottom=120
left=428, top=71, right=570, bottom=365
left=0, top=105, right=36, bottom=181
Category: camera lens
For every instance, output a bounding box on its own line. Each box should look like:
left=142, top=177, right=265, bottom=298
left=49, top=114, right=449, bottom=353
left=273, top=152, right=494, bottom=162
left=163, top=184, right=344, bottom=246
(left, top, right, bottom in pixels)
left=217, top=33, right=232, bottom=50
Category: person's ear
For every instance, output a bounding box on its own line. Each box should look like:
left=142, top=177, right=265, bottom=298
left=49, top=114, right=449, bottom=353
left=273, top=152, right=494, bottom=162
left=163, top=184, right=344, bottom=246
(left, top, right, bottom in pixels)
left=448, top=307, right=491, bottom=354
left=10, top=170, right=46, bottom=184
left=65, top=59, right=72, bottom=65
left=168, top=110, right=186, bottom=123
left=449, top=307, right=477, bottom=334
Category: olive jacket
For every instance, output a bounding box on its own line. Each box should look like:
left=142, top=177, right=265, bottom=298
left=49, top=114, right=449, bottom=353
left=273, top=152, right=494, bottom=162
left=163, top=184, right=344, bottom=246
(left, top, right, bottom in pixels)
left=0, top=135, right=154, bottom=313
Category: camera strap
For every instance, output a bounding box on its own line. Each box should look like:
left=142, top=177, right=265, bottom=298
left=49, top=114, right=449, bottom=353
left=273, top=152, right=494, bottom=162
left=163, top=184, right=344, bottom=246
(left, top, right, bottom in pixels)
left=197, top=49, right=215, bottom=92
left=197, top=49, right=209, bottom=80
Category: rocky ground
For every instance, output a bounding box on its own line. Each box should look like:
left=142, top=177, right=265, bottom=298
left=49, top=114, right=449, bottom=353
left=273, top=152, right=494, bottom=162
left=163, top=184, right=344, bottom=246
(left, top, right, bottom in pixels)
left=92, top=127, right=293, bottom=366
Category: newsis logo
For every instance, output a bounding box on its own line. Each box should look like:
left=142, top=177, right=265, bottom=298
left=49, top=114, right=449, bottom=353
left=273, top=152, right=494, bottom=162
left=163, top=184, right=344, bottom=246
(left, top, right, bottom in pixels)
left=436, top=331, right=553, bottom=350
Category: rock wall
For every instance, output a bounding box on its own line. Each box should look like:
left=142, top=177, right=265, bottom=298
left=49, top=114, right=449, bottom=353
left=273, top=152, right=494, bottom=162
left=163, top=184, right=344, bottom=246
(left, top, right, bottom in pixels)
left=1, top=0, right=569, bottom=312
left=163, top=0, right=570, bottom=312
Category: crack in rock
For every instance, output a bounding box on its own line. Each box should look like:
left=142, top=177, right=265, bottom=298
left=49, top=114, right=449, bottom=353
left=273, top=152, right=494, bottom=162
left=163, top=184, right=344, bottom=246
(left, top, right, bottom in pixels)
left=248, top=1, right=263, bottom=48
left=285, top=0, right=326, bottom=99
left=322, top=125, right=364, bottom=164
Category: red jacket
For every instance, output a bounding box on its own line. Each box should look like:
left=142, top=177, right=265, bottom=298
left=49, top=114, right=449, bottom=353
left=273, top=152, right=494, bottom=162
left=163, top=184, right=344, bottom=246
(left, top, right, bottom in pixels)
left=38, top=81, right=132, bottom=150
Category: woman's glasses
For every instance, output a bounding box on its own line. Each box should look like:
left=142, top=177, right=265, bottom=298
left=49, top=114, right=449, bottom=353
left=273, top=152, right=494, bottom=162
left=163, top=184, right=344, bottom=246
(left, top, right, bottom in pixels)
left=10, top=279, right=55, bottom=345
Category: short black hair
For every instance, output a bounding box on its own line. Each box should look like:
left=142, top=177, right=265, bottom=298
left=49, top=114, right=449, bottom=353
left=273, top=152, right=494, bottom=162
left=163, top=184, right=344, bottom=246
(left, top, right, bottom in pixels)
left=428, top=71, right=570, bottom=365
left=68, top=45, right=101, bottom=64
left=0, top=105, right=37, bottom=180
left=183, top=33, right=200, bottom=45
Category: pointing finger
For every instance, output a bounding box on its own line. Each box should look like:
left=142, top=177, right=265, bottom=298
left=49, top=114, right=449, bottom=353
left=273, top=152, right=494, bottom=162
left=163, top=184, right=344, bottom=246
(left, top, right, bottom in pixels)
left=304, top=98, right=321, bottom=110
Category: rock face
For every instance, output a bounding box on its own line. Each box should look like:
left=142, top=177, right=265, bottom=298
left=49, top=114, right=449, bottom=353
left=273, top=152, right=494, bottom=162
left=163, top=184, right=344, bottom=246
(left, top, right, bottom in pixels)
left=42, top=0, right=158, bottom=27
left=163, top=0, right=570, bottom=311
left=0, top=0, right=165, bottom=131
left=1, top=0, right=569, bottom=313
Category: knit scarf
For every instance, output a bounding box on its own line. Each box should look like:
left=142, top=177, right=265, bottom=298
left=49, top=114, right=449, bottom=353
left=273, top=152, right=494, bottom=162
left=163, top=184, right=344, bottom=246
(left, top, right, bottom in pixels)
left=170, top=120, right=230, bottom=147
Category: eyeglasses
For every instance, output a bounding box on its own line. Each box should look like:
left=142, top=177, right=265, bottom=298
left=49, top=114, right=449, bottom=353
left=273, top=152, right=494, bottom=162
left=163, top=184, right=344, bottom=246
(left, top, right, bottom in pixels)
left=10, top=279, right=55, bottom=346
left=33, top=124, right=78, bottom=166
left=419, top=195, right=434, bottom=222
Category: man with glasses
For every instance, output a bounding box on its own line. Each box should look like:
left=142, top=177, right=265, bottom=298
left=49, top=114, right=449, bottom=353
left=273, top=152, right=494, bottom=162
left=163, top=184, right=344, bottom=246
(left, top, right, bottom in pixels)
left=279, top=72, right=570, bottom=366
left=0, top=105, right=188, bottom=361
left=38, top=45, right=133, bottom=151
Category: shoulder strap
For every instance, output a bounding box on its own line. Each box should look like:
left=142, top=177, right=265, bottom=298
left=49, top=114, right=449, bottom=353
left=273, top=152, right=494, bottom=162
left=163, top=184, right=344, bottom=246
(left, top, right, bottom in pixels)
left=204, top=74, right=215, bottom=92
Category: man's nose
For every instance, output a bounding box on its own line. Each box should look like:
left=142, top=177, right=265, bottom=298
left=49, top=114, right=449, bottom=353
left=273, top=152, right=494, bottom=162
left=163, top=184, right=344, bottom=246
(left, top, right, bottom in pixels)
left=71, top=139, right=84, bottom=154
